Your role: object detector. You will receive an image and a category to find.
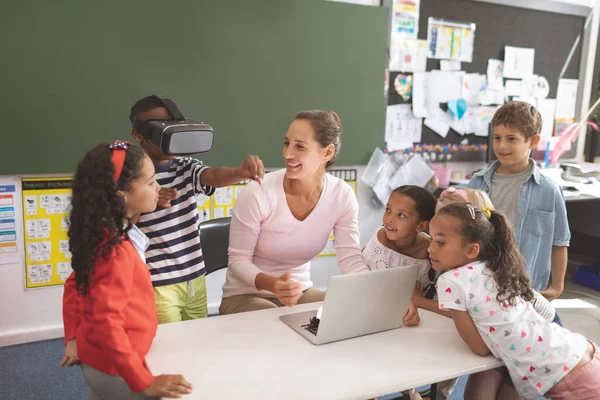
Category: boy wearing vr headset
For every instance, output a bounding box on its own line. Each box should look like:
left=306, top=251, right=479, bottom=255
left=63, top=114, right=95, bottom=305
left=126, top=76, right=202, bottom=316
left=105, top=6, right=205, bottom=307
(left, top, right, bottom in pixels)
left=130, top=95, right=264, bottom=323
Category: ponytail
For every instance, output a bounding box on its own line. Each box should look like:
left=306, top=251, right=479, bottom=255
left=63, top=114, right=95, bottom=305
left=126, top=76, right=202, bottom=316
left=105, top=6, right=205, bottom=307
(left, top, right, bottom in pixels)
left=485, top=210, right=534, bottom=305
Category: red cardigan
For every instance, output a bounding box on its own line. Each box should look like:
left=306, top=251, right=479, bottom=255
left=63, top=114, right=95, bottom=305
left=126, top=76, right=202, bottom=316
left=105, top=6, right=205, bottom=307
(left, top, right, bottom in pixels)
left=63, top=239, right=158, bottom=392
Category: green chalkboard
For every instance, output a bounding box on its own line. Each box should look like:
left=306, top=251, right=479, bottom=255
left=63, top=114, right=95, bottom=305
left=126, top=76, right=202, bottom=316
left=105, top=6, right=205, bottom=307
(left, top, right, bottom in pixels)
left=1, top=0, right=388, bottom=175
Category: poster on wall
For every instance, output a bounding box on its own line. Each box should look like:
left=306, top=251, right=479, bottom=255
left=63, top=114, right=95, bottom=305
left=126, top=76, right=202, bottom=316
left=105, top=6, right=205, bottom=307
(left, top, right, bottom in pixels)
left=391, top=0, right=421, bottom=40
left=22, top=177, right=73, bottom=289
left=427, top=18, right=476, bottom=62
left=0, top=178, right=23, bottom=265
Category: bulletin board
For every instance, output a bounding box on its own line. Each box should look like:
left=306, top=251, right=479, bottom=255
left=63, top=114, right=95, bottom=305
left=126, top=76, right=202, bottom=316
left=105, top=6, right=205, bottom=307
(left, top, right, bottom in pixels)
left=387, top=0, right=586, bottom=161
left=22, top=178, right=73, bottom=289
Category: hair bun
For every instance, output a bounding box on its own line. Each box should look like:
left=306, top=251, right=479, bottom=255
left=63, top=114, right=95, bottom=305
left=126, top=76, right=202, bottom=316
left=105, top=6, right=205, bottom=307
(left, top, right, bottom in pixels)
left=328, top=110, right=341, bottom=128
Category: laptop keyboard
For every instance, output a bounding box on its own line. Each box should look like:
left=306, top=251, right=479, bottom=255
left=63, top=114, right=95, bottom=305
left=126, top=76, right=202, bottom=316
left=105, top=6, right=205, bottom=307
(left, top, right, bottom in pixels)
left=302, top=316, right=320, bottom=336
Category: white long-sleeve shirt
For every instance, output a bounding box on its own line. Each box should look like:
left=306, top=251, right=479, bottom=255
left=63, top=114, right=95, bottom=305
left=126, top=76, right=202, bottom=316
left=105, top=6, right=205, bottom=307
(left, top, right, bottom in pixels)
left=222, top=169, right=368, bottom=298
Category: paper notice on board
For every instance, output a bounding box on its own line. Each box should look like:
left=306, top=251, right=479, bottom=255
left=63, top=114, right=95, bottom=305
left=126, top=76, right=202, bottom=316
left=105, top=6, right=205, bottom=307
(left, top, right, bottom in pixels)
left=389, top=39, right=428, bottom=73
left=385, top=104, right=422, bottom=151
left=427, top=18, right=476, bottom=62
left=462, top=73, right=484, bottom=105
left=480, top=88, right=504, bottom=106
left=555, top=79, right=578, bottom=119
left=503, top=46, right=535, bottom=79
left=504, top=80, right=522, bottom=97
left=412, top=72, right=429, bottom=118
left=487, top=59, right=504, bottom=90
left=392, top=0, right=420, bottom=40
left=0, top=178, right=22, bottom=265
left=441, top=60, right=461, bottom=71
left=427, top=70, right=465, bottom=115
left=424, top=116, right=450, bottom=138
left=536, top=99, right=557, bottom=150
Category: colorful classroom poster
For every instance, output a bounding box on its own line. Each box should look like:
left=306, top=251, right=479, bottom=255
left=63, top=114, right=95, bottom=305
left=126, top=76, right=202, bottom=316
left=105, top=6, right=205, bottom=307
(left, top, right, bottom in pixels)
left=0, top=178, right=22, bottom=265
left=212, top=183, right=248, bottom=219
left=317, top=170, right=358, bottom=258
left=22, top=177, right=73, bottom=288
left=427, top=18, right=476, bottom=62
left=391, top=0, right=420, bottom=40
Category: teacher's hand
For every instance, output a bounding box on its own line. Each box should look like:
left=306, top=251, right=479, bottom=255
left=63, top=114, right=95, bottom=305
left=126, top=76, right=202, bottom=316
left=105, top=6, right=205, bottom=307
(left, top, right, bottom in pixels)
left=272, top=272, right=303, bottom=307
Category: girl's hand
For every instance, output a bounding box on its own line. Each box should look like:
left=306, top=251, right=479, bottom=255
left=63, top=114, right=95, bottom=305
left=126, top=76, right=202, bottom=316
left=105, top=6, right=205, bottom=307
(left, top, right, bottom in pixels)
left=143, top=374, right=193, bottom=398
left=272, top=272, right=303, bottom=307
left=58, top=339, right=80, bottom=367
left=403, top=299, right=420, bottom=326
left=412, top=283, right=426, bottom=308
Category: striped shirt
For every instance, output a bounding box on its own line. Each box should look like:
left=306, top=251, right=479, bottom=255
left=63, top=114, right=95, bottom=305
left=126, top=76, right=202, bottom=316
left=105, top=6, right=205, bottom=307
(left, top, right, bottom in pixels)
left=137, top=158, right=215, bottom=287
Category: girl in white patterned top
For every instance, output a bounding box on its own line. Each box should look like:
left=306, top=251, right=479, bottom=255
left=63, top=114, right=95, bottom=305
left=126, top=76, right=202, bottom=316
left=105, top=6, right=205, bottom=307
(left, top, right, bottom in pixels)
left=431, top=203, right=599, bottom=399
left=362, top=185, right=437, bottom=400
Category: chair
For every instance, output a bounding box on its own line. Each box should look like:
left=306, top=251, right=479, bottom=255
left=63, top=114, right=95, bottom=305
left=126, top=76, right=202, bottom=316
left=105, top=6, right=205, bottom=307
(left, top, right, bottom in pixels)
left=199, top=217, right=231, bottom=275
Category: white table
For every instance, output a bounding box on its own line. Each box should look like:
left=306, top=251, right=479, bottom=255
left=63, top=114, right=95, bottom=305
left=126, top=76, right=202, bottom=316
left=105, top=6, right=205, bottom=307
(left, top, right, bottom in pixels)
left=146, top=303, right=503, bottom=400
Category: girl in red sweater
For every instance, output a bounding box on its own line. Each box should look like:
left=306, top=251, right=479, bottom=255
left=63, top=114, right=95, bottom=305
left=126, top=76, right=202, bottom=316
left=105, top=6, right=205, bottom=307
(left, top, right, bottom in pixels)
left=60, top=141, right=193, bottom=399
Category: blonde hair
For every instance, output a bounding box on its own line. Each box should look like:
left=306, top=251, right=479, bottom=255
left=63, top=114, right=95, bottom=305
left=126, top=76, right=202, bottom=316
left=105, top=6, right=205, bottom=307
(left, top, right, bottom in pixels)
left=436, top=188, right=493, bottom=212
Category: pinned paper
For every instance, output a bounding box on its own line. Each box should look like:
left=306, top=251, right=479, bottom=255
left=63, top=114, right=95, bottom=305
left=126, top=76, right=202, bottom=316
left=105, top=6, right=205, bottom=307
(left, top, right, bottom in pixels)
left=425, top=116, right=450, bottom=138
left=503, top=46, right=535, bottom=79
left=555, top=79, right=579, bottom=119
left=462, top=73, right=485, bottom=105
left=448, top=99, right=468, bottom=120
left=412, top=72, right=429, bottom=118
left=394, top=74, right=413, bottom=100
left=487, top=59, right=504, bottom=90
left=536, top=99, right=557, bottom=150
left=427, top=18, right=476, bottom=62
left=385, top=104, right=422, bottom=151
left=441, top=60, right=461, bottom=71
left=505, top=80, right=522, bottom=97
left=427, top=70, right=465, bottom=116
left=389, top=39, right=427, bottom=72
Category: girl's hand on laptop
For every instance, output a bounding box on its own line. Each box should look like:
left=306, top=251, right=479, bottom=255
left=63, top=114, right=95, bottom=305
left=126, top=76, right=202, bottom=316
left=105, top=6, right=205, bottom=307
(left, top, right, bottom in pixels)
left=58, top=339, right=80, bottom=367
left=272, top=272, right=303, bottom=306
left=158, top=187, right=178, bottom=208
left=403, top=300, right=420, bottom=326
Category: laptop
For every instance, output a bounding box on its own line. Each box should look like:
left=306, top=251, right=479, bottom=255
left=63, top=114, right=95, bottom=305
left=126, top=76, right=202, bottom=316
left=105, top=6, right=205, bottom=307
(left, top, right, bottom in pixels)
left=280, top=265, right=419, bottom=345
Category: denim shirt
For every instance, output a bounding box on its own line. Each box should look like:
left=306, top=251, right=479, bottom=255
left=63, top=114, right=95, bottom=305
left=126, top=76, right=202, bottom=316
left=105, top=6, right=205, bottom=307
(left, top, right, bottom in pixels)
left=469, top=160, right=570, bottom=291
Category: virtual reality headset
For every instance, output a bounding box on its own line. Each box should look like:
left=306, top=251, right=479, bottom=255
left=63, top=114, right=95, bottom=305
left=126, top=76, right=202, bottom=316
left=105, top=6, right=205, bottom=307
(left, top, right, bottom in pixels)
left=129, top=95, right=214, bottom=155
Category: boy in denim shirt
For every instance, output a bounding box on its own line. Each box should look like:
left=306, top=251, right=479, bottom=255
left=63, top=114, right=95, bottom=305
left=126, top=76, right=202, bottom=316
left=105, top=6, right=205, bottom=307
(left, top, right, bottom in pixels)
left=469, top=101, right=569, bottom=304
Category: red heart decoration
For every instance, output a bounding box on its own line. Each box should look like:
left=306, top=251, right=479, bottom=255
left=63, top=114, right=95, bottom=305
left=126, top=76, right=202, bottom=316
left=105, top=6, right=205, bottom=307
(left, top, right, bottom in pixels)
left=467, top=266, right=473, bottom=270
left=445, top=288, right=452, bottom=293
left=522, top=377, right=528, bottom=381
left=538, top=336, right=543, bottom=342
left=521, top=331, right=527, bottom=338
left=489, top=327, right=496, bottom=332
left=530, top=366, right=536, bottom=372
left=536, top=383, right=542, bottom=389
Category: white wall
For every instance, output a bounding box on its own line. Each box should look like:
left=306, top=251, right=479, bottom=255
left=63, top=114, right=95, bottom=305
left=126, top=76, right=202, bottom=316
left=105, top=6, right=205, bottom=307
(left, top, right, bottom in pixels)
left=0, top=161, right=485, bottom=347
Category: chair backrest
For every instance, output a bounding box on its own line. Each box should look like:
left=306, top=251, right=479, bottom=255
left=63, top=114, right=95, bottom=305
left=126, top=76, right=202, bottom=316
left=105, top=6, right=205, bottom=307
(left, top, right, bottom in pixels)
left=199, top=217, right=231, bottom=275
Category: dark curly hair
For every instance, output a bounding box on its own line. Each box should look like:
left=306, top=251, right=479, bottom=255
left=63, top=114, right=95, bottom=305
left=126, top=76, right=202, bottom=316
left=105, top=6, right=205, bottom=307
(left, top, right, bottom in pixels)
left=437, top=203, right=534, bottom=306
left=68, top=143, right=146, bottom=296
left=392, top=185, right=437, bottom=222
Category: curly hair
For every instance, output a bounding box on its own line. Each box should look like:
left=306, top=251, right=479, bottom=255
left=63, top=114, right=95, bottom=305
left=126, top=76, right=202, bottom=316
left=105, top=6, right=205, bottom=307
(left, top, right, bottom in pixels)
left=68, top=143, right=146, bottom=296
left=437, top=203, right=534, bottom=305
left=392, top=185, right=437, bottom=222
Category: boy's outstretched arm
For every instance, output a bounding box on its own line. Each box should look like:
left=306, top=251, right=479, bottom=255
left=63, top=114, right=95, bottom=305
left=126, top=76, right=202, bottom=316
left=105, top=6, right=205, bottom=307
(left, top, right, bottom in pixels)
left=539, top=246, right=567, bottom=301
left=201, top=155, right=265, bottom=187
